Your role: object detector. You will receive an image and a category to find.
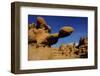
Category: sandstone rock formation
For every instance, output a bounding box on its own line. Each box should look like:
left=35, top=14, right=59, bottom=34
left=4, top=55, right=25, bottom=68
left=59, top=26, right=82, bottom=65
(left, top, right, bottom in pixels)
left=58, top=37, right=88, bottom=58
left=78, top=37, right=88, bottom=58
left=28, top=17, right=88, bottom=60
left=28, top=17, right=74, bottom=47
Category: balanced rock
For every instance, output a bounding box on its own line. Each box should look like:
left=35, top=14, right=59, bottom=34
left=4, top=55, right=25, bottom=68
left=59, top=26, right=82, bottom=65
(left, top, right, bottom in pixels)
left=59, top=26, right=74, bottom=37
left=28, top=17, right=74, bottom=47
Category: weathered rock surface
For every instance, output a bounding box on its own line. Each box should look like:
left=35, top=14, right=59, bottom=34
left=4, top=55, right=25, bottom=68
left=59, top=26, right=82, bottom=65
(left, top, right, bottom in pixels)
left=28, top=17, right=74, bottom=46
left=28, top=17, right=88, bottom=60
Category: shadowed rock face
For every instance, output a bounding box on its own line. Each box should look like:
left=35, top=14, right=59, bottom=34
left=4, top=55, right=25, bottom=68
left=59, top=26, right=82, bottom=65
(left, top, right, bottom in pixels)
left=28, top=17, right=74, bottom=47
left=46, top=33, right=59, bottom=46
left=46, top=26, right=74, bottom=46
left=37, top=17, right=47, bottom=26
left=78, top=37, right=88, bottom=58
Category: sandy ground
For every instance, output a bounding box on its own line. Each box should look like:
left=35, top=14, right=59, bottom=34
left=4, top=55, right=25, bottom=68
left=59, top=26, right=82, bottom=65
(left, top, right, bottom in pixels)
left=28, top=44, right=78, bottom=60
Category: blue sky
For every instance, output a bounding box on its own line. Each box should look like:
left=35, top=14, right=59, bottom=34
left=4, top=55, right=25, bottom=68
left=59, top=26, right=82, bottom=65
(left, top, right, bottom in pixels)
left=28, top=15, right=88, bottom=47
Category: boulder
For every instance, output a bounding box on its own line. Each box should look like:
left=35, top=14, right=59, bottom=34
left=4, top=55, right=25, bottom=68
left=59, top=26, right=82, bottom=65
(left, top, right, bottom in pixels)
left=59, top=26, right=74, bottom=37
